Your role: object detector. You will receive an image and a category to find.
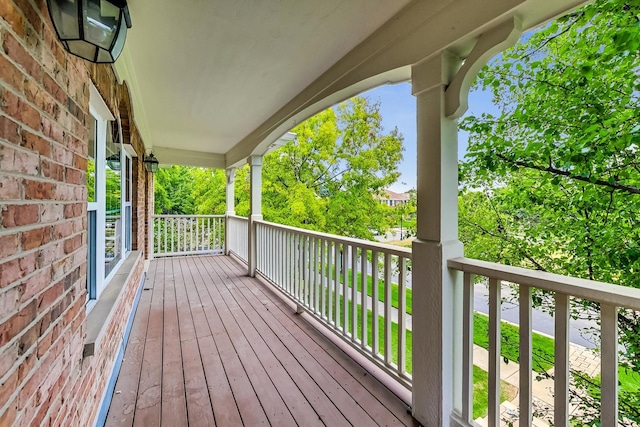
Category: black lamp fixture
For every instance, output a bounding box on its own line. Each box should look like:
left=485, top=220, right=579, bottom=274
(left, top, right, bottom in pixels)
left=46, top=0, right=132, bottom=63
left=143, top=152, right=159, bottom=173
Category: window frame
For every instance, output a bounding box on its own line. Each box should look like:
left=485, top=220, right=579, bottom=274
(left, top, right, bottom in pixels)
left=87, top=83, right=132, bottom=311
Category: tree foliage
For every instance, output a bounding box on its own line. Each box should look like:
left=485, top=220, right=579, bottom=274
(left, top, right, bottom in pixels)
left=153, top=97, right=404, bottom=239
left=459, top=0, right=640, bottom=423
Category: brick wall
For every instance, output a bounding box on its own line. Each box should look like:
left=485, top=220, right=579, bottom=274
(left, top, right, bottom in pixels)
left=0, top=1, right=149, bottom=425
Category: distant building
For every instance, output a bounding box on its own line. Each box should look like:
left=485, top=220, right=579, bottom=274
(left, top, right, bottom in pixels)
left=378, top=190, right=410, bottom=207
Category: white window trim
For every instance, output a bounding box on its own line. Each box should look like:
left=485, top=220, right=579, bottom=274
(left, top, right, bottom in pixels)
left=87, top=83, right=133, bottom=311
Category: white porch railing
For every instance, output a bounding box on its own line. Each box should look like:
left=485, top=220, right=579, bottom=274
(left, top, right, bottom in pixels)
left=254, top=219, right=413, bottom=385
left=152, top=215, right=224, bottom=257
left=448, top=257, right=640, bottom=427
left=227, top=215, right=248, bottom=263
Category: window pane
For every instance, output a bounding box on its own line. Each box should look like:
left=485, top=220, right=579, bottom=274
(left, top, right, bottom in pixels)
left=87, top=210, right=97, bottom=300
left=105, top=121, right=121, bottom=276
left=88, top=118, right=97, bottom=202
left=125, top=156, right=131, bottom=202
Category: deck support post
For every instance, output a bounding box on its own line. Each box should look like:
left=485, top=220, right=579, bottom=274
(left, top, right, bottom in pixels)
left=248, top=155, right=263, bottom=276
left=411, top=52, right=464, bottom=426
left=225, top=167, right=236, bottom=255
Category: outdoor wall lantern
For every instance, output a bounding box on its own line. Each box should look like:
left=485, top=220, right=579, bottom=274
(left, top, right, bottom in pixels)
left=46, top=0, right=132, bottom=63
left=143, top=152, right=159, bottom=173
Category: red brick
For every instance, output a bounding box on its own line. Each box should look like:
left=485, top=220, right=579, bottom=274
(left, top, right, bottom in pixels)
left=12, top=0, right=42, bottom=37
left=20, top=266, right=50, bottom=303
left=52, top=222, right=72, bottom=239
left=37, top=281, right=63, bottom=313
left=0, top=251, right=36, bottom=288
left=41, top=117, right=63, bottom=144
left=0, top=285, right=20, bottom=320
left=43, top=73, right=66, bottom=104
left=20, top=225, right=50, bottom=250
left=0, top=143, right=40, bottom=175
left=0, top=370, right=18, bottom=410
left=2, top=31, right=42, bottom=83
left=72, top=153, right=87, bottom=170
left=24, top=179, right=54, bottom=199
left=1, top=204, right=39, bottom=228
left=63, top=202, right=83, bottom=219
left=0, top=175, right=21, bottom=200
left=17, top=317, right=41, bottom=357
left=65, top=167, right=82, bottom=185
left=41, top=159, right=64, bottom=181
left=0, top=299, right=36, bottom=346
left=0, top=233, right=19, bottom=257
left=63, top=235, right=81, bottom=254
left=0, top=89, right=41, bottom=132
left=0, top=0, right=26, bottom=38
left=21, top=130, right=51, bottom=157
left=0, top=401, right=17, bottom=427
left=0, top=114, right=21, bottom=144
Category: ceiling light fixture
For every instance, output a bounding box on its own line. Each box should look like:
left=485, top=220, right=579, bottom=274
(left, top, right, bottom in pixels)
left=46, top=0, right=132, bottom=63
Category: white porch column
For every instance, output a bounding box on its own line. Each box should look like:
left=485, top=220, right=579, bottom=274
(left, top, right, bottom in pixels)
left=225, top=167, right=236, bottom=255
left=247, top=155, right=263, bottom=276
left=411, top=52, right=464, bottom=426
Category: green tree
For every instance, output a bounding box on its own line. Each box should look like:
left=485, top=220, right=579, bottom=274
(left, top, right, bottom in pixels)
left=460, top=0, right=640, bottom=423
left=260, top=97, right=403, bottom=238
left=154, top=166, right=195, bottom=214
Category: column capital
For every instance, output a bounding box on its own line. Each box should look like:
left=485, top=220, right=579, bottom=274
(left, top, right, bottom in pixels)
left=411, top=51, right=459, bottom=96
left=226, top=167, right=236, bottom=184
left=247, top=155, right=263, bottom=166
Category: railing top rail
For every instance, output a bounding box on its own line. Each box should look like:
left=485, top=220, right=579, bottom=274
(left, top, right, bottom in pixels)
left=255, top=219, right=412, bottom=258
left=227, top=215, right=249, bottom=222
left=448, top=256, right=640, bottom=310
left=152, top=214, right=225, bottom=218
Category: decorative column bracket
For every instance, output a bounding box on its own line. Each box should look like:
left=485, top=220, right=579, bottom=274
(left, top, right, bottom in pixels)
left=445, top=17, right=522, bottom=119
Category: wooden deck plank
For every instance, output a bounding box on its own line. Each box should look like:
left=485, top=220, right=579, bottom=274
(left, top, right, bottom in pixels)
left=173, top=258, right=217, bottom=426
left=105, top=261, right=156, bottom=425
left=213, top=256, right=387, bottom=426
left=107, top=255, right=418, bottom=427
left=189, top=256, right=294, bottom=426
left=160, top=259, right=188, bottom=426
left=133, top=258, right=165, bottom=427
left=217, top=255, right=416, bottom=427
left=195, top=257, right=328, bottom=427
left=179, top=257, right=269, bottom=427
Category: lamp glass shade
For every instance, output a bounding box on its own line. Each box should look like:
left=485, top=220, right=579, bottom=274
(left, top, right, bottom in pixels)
left=144, top=154, right=159, bottom=173
left=47, top=0, right=131, bottom=63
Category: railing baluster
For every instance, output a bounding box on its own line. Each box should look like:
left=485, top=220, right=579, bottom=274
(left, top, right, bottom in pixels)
left=384, top=252, right=392, bottom=366
left=319, top=238, right=325, bottom=317
left=313, top=237, right=319, bottom=313
left=554, top=292, right=570, bottom=427
left=327, top=241, right=333, bottom=323
left=342, top=245, right=348, bottom=334
left=397, top=256, right=406, bottom=376
left=488, top=277, right=501, bottom=427
left=351, top=245, right=358, bottom=342
left=461, top=272, right=474, bottom=422
left=334, top=241, right=340, bottom=327
left=371, top=250, right=379, bottom=356
left=360, top=248, right=367, bottom=349
left=519, top=285, right=533, bottom=427
left=600, top=303, right=618, bottom=426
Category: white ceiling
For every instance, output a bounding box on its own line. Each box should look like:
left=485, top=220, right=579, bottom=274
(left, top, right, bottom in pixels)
left=114, top=0, right=589, bottom=169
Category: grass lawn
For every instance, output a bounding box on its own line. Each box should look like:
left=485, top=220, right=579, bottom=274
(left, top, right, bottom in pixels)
left=473, top=312, right=555, bottom=373
left=473, top=365, right=518, bottom=419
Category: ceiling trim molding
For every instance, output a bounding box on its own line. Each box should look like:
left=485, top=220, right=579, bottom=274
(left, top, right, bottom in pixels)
left=154, top=147, right=226, bottom=169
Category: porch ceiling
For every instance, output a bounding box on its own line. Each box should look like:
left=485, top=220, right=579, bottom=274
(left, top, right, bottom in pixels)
left=113, top=0, right=588, bottom=169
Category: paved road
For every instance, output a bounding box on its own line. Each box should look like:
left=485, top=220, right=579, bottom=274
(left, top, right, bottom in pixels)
left=473, top=282, right=599, bottom=348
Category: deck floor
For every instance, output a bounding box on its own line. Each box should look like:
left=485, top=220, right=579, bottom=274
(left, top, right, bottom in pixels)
left=105, top=255, right=417, bottom=426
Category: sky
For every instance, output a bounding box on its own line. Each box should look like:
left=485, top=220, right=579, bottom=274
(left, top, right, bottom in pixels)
left=366, top=81, right=499, bottom=193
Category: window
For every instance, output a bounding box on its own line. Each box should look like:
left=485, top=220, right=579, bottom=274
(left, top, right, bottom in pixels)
left=87, top=84, right=132, bottom=309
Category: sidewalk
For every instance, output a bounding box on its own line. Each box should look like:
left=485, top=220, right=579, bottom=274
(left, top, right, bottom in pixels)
left=472, top=343, right=601, bottom=426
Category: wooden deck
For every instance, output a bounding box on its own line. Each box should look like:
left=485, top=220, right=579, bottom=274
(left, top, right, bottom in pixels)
left=105, top=255, right=418, bottom=427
